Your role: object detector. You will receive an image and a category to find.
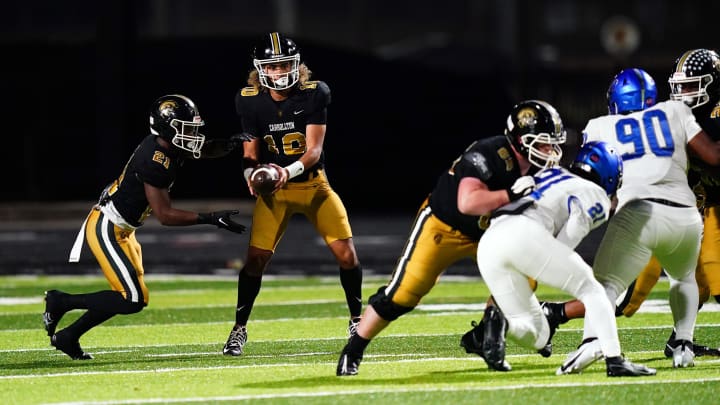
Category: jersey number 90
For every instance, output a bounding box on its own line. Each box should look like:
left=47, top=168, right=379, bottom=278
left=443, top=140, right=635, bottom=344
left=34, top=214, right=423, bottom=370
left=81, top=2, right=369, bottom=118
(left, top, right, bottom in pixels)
left=614, top=109, right=674, bottom=160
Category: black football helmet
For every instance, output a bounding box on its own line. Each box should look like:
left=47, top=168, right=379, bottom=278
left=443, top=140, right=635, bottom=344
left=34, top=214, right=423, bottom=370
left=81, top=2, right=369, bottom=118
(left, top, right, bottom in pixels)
left=505, top=100, right=567, bottom=169
left=149, top=94, right=205, bottom=158
left=252, top=32, right=300, bottom=90
left=668, top=49, right=720, bottom=109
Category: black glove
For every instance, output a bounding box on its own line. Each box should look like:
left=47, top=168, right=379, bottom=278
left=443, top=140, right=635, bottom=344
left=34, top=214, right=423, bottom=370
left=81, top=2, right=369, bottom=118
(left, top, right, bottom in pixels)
left=506, top=175, right=535, bottom=201
left=228, top=132, right=256, bottom=149
left=197, top=210, right=246, bottom=234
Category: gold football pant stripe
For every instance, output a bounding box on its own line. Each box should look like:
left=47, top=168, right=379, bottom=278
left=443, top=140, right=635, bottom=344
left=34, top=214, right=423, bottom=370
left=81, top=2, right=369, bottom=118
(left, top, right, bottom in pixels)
left=385, top=199, right=478, bottom=308
left=85, top=209, right=149, bottom=305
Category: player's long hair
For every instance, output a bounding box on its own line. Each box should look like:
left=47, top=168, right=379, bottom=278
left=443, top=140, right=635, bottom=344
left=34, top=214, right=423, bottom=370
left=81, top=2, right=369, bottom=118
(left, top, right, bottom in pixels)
left=247, top=63, right=312, bottom=92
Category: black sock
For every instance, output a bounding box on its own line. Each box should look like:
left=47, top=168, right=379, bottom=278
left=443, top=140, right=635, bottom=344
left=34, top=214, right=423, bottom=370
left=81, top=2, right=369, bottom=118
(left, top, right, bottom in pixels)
left=65, top=291, right=144, bottom=314
left=340, top=266, right=363, bottom=317
left=345, top=333, right=370, bottom=355
left=235, top=270, right=262, bottom=325
left=64, top=310, right=115, bottom=338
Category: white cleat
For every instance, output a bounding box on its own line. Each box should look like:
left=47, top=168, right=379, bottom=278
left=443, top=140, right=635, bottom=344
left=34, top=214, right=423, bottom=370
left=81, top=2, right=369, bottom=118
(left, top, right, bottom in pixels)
left=668, top=339, right=695, bottom=368
left=556, top=337, right=604, bottom=375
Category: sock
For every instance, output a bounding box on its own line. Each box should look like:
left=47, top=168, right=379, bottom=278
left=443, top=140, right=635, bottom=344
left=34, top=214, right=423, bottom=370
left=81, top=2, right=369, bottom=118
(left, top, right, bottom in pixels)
left=235, top=270, right=262, bottom=325
left=63, top=310, right=115, bottom=338
left=65, top=290, right=144, bottom=314
left=345, top=333, right=370, bottom=355
left=340, top=266, right=363, bottom=317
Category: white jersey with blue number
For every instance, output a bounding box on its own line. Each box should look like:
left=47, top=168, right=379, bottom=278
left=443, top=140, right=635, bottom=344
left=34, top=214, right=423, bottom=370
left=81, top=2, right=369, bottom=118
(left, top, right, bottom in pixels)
left=582, top=100, right=702, bottom=210
left=519, top=167, right=611, bottom=249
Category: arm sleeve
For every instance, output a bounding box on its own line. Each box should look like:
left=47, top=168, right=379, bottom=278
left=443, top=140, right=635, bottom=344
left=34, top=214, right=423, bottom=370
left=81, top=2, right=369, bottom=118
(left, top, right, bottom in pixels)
left=555, top=196, right=594, bottom=249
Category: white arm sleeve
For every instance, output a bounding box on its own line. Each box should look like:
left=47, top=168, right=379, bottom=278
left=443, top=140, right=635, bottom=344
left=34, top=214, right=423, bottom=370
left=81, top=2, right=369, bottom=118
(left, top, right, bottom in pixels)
left=556, top=197, right=594, bottom=249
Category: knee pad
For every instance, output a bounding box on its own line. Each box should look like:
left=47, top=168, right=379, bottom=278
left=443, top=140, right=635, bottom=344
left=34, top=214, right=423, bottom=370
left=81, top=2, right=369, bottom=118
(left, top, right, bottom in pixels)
left=368, top=286, right=414, bottom=321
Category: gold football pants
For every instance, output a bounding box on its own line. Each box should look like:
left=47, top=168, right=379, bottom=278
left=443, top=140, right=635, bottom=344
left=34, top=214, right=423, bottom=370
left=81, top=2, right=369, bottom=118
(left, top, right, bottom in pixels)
left=384, top=199, right=537, bottom=308
left=85, top=208, right=149, bottom=305
left=249, top=170, right=353, bottom=251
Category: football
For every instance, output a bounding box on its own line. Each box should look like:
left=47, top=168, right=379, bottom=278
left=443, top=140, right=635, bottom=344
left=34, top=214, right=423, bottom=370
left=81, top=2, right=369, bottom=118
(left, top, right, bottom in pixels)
left=249, top=164, right=280, bottom=195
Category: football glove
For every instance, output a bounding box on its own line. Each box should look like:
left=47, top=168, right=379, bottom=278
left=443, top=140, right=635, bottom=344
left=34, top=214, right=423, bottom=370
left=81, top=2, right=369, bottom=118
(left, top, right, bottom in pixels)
left=228, top=132, right=256, bottom=149
left=507, top=175, right=535, bottom=201
left=197, top=210, right=246, bottom=234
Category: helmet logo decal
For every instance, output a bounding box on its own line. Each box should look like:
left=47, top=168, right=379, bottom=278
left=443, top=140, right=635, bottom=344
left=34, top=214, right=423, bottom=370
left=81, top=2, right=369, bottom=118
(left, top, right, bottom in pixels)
left=516, top=107, right=538, bottom=129
left=159, top=100, right=178, bottom=117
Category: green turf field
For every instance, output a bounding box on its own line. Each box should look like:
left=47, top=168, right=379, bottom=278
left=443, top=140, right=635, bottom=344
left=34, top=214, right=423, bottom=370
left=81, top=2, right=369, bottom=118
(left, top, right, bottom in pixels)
left=1, top=274, right=719, bottom=404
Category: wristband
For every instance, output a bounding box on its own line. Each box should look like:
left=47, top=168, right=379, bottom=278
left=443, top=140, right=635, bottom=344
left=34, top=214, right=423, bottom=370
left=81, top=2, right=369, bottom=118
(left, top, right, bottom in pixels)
left=284, top=161, right=305, bottom=179
left=243, top=168, right=254, bottom=182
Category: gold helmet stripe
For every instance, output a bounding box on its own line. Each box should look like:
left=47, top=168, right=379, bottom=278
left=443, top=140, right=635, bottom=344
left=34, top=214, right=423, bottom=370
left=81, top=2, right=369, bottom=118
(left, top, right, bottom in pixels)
left=270, top=32, right=281, bottom=56
left=675, top=50, right=695, bottom=73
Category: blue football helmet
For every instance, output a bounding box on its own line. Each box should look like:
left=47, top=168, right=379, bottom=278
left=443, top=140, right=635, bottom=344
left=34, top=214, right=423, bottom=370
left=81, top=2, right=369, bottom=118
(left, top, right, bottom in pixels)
left=607, top=68, right=657, bottom=114
left=570, top=141, right=623, bottom=196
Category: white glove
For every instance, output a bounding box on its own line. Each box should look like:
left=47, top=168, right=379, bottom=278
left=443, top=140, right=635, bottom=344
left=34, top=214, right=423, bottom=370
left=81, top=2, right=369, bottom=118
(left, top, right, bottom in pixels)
left=508, top=175, right=535, bottom=201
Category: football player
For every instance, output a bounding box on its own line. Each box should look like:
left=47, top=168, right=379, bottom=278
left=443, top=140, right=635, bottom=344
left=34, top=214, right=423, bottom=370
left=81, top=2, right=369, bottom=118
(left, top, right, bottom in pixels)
left=479, top=141, right=655, bottom=376
left=222, top=32, right=364, bottom=356
left=43, top=94, right=247, bottom=360
left=543, top=51, right=720, bottom=359
left=337, top=100, right=566, bottom=376
left=556, top=67, right=720, bottom=373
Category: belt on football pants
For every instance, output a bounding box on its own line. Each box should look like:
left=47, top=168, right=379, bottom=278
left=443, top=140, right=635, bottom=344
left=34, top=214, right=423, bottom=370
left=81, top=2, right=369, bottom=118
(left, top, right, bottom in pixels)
left=644, top=198, right=692, bottom=208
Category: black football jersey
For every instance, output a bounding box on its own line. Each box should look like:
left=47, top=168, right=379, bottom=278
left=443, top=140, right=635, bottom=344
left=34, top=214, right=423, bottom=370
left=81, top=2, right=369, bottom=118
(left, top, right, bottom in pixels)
left=688, top=102, right=720, bottom=202
left=103, top=135, right=182, bottom=227
left=235, top=81, right=330, bottom=182
left=429, top=136, right=521, bottom=240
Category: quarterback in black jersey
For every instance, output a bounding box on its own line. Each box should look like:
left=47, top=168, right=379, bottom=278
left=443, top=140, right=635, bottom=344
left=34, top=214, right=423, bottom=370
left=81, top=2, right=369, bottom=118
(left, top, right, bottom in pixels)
left=337, top=100, right=567, bottom=375
left=42, top=94, right=246, bottom=360
left=222, top=32, right=363, bottom=356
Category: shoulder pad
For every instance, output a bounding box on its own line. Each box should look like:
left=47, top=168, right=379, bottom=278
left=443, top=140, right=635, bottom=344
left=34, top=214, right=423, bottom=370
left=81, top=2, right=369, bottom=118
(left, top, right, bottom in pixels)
left=240, top=87, right=259, bottom=97
left=462, top=150, right=492, bottom=180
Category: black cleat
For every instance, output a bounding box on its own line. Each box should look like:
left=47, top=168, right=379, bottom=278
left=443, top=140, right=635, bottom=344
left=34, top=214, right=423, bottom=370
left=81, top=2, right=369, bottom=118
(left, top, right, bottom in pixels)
left=481, top=306, right=511, bottom=371
left=337, top=349, right=362, bottom=376
left=459, top=320, right=485, bottom=358
left=539, top=302, right=563, bottom=357
left=663, top=329, right=719, bottom=357
left=51, top=330, right=93, bottom=360
left=223, top=325, right=247, bottom=356
left=605, top=356, right=656, bottom=377
left=43, top=290, right=67, bottom=337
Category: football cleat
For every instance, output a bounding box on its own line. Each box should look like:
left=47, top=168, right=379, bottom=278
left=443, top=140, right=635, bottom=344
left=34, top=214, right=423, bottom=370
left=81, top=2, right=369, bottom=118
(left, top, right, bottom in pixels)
left=481, top=306, right=511, bottom=371
left=664, top=329, right=720, bottom=357
left=556, top=337, right=603, bottom=375
left=336, top=349, right=362, bottom=376
left=605, top=356, right=656, bottom=377
left=222, top=325, right=247, bottom=356
left=51, top=330, right=93, bottom=360
left=667, top=339, right=695, bottom=368
left=460, top=319, right=485, bottom=357
left=539, top=302, right=563, bottom=357
left=43, top=290, right=67, bottom=337
left=348, top=317, right=361, bottom=339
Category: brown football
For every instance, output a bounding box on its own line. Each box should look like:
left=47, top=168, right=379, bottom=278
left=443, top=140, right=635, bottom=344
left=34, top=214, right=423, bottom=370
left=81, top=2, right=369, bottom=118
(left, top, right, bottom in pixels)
left=249, top=164, right=280, bottom=195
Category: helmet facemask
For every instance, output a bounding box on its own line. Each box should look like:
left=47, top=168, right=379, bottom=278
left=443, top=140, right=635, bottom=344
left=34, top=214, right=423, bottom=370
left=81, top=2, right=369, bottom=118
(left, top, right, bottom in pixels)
left=521, top=131, right=566, bottom=169
left=254, top=54, right=300, bottom=90
left=169, top=115, right=205, bottom=158
left=669, top=72, right=713, bottom=109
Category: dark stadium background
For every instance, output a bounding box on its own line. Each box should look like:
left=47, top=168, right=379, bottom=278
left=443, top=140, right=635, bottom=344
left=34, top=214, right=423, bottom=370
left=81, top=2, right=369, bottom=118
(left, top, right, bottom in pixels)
left=0, top=0, right=715, bottom=274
